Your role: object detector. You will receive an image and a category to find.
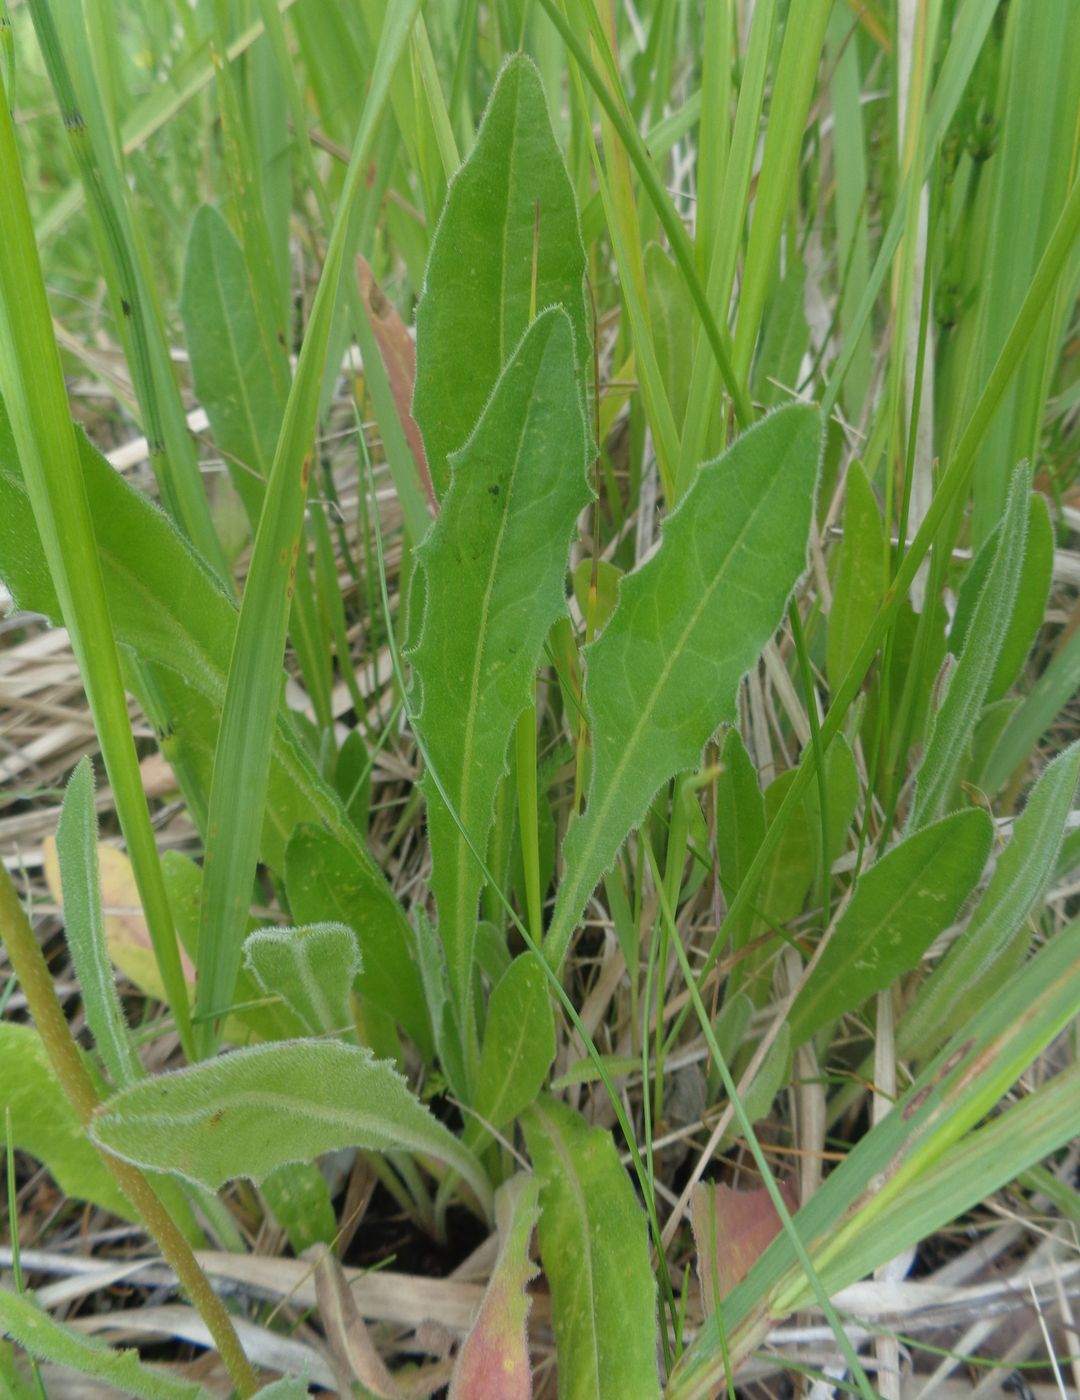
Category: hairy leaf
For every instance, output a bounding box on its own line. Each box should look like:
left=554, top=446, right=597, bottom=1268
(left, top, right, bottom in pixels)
left=409, top=308, right=591, bottom=1042
left=523, top=1098, right=660, bottom=1399
left=0, top=1289, right=211, bottom=1400
left=92, top=1040, right=492, bottom=1216
left=243, top=922, right=361, bottom=1041
left=789, top=808, right=993, bottom=1046
left=544, top=404, right=822, bottom=969
left=449, top=1175, right=539, bottom=1400
left=180, top=203, right=285, bottom=522
left=413, top=53, right=588, bottom=498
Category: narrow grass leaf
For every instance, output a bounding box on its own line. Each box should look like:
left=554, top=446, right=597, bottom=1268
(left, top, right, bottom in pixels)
left=826, top=462, right=886, bottom=695
left=55, top=759, right=142, bottom=1088
left=194, top=0, right=422, bottom=1052
left=909, top=464, right=1031, bottom=829
left=789, top=808, right=993, bottom=1047
left=523, top=1097, right=661, bottom=1400
left=473, top=953, right=555, bottom=1142
left=408, top=308, right=591, bottom=1046
left=983, top=625, right=1080, bottom=794
left=91, top=1039, right=492, bottom=1216
left=544, top=404, right=822, bottom=970
left=0, top=1289, right=213, bottom=1400
left=900, top=739, right=1080, bottom=1061
left=668, top=917, right=1080, bottom=1397
left=449, top=1175, right=540, bottom=1400
left=413, top=53, right=588, bottom=500
left=242, top=923, right=361, bottom=1041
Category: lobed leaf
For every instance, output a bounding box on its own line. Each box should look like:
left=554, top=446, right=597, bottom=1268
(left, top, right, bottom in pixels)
left=789, top=808, right=993, bottom=1047
left=412, top=53, right=588, bottom=499
left=523, top=1098, right=660, bottom=1400
left=544, top=404, right=822, bottom=969
left=92, top=1039, right=492, bottom=1217
left=408, top=307, right=591, bottom=1046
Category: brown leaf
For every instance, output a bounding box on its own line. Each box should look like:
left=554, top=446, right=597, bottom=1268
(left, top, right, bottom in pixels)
left=356, top=255, right=437, bottom=513
left=689, top=1178, right=800, bottom=1312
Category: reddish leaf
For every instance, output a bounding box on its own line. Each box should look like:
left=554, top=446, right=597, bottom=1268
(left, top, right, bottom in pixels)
left=356, top=255, right=437, bottom=512
left=449, top=1175, right=539, bottom=1400
left=690, top=1178, right=800, bottom=1312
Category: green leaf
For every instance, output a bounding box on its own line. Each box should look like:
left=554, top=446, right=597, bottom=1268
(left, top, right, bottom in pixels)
left=91, top=1039, right=492, bottom=1217
left=789, top=808, right=993, bottom=1047
left=56, top=758, right=142, bottom=1088
left=544, top=404, right=822, bottom=970
left=0, top=1023, right=130, bottom=1220
left=826, top=462, right=885, bottom=695
left=180, top=203, right=285, bottom=522
left=449, top=1175, right=539, bottom=1400
left=714, top=729, right=766, bottom=951
left=0, top=1288, right=213, bottom=1400
left=473, top=953, right=555, bottom=1141
left=752, top=252, right=809, bottom=410
left=243, top=922, right=361, bottom=1041
left=899, top=739, right=1080, bottom=1061
left=0, top=410, right=415, bottom=1032
left=571, top=558, right=622, bottom=636
left=983, top=621, right=1080, bottom=794
left=285, top=824, right=431, bottom=1058
left=910, top=464, right=1030, bottom=828
left=523, top=1098, right=661, bottom=1400
left=950, top=492, right=1053, bottom=702
left=644, top=242, right=694, bottom=428
left=413, top=52, right=588, bottom=499
left=193, top=0, right=423, bottom=1054
left=408, top=307, right=591, bottom=1049
left=260, top=1162, right=336, bottom=1254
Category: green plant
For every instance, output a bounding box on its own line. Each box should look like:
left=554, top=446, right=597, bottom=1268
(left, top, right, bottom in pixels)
left=2, top=3, right=1079, bottom=1396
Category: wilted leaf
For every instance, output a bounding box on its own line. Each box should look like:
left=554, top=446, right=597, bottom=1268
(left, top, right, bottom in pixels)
left=690, top=1178, right=800, bottom=1310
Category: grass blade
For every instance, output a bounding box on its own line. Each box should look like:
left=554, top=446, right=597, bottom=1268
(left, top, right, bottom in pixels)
left=193, top=0, right=422, bottom=1052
